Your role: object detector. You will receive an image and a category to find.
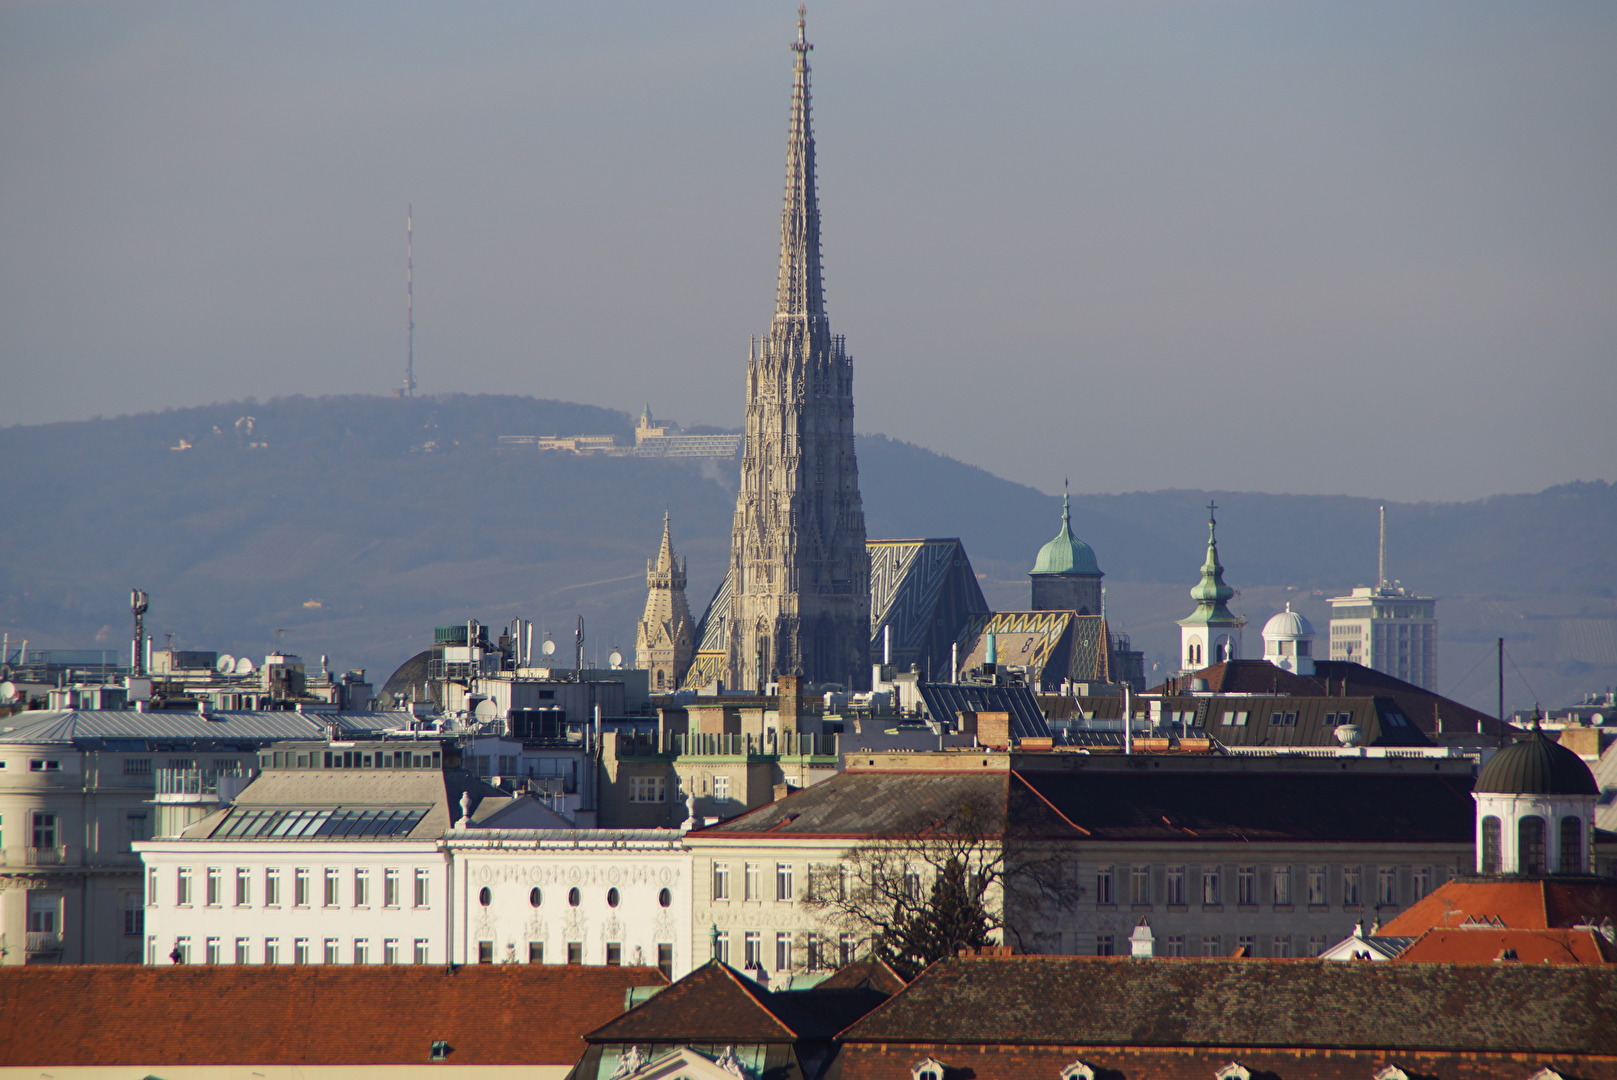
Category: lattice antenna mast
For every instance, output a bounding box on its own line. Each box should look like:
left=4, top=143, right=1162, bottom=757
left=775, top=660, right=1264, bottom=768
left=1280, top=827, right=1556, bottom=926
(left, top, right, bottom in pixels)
left=403, top=205, right=417, bottom=397
left=1377, top=504, right=1387, bottom=590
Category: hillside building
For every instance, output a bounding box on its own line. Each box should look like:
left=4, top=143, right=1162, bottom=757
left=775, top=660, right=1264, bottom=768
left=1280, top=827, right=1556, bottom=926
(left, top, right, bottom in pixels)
left=1327, top=506, right=1439, bottom=689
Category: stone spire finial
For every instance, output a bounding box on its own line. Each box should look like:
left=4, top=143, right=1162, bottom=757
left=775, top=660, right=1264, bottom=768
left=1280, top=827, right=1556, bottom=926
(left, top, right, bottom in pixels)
left=776, top=4, right=825, bottom=322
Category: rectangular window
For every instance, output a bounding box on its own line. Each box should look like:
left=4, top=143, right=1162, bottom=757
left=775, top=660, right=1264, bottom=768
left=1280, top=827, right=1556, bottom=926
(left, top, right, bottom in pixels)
left=323, top=868, right=339, bottom=907
left=123, top=894, right=144, bottom=936
left=713, top=775, right=730, bottom=801
left=776, top=863, right=794, bottom=902
left=124, top=758, right=153, bottom=776
left=414, top=939, right=430, bottom=965
left=1166, top=866, right=1186, bottom=906
left=839, top=934, right=857, bottom=967
left=173, top=937, right=191, bottom=963
left=27, top=894, right=59, bottom=934
left=147, top=868, right=158, bottom=905
left=1343, top=867, right=1362, bottom=906
left=413, top=868, right=430, bottom=908
left=265, top=868, right=281, bottom=906
left=1272, top=935, right=1292, bottom=958
left=713, top=932, right=729, bottom=965
left=1237, top=934, right=1257, bottom=956
left=31, top=812, right=57, bottom=849
left=384, top=868, right=400, bottom=907
left=176, top=868, right=193, bottom=906
left=712, top=863, right=731, bottom=901
left=235, top=937, right=250, bottom=964
left=29, top=759, right=61, bottom=773
left=1202, top=935, right=1222, bottom=957
left=1095, top=934, right=1115, bottom=957
left=1237, top=866, right=1257, bottom=906
left=1377, top=867, right=1397, bottom=907
left=563, top=941, right=581, bottom=965
left=294, top=939, right=310, bottom=965
left=1164, top=935, right=1186, bottom=957
left=1413, top=866, right=1432, bottom=900
left=658, top=942, right=674, bottom=979
left=1096, top=865, right=1114, bottom=905
left=354, top=939, right=369, bottom=964
left=744, top=863, right=760, bottom=901
left=630, top=776, right=666, bottom=803
left=1307, top=865, right=1327, bottom=905
left=1306, top=935, right=1327, bottom=958
left=1202, top=868, right=1221, bottom=905
left=776, top=931, right=792, bottom=972
left=353, top=869, right=369, bottom=907
left=323, top=939, right=339, bottom=964
left=527, top=941, right=543, bottom=964
left=205, top=937, right=221, bottom=964
left=122, top=812, right=148, bottom=851
left=744, top=931, right=761, bottom=968
left=605, top=942, right=622, bottom=966
left=1272, top=865, right=1293, bottom=906
left=904, top=869, right=922, bottom=901
left=477, top=940, right=494, bottom=964
left=385, top=939, right=400, bottom=964
left=1130, top=865, right=1151, bottom=905
left=265, top=938, right=280, bottom=964
left=235, top=867, right=250, bottom=906
left=205, top=867, right=221, bottom=906
left=294, top=868, right=310, bottom=907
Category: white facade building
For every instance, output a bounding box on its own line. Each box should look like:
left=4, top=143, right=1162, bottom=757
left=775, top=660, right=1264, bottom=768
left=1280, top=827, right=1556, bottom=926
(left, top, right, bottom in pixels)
left=1327, top=585, right=1438, bottom=690
left=446, top=830, right=691, bottom=977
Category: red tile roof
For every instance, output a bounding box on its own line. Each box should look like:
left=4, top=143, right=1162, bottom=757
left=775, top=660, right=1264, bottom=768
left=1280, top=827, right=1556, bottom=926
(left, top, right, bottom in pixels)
left=0, top=964, right=664, bottom=1067
left=1395, top=927, right=1617, bottom=964
left=1379, top=877, right=1617, bottom=935
left=584, top=961, right=800, bottom=1044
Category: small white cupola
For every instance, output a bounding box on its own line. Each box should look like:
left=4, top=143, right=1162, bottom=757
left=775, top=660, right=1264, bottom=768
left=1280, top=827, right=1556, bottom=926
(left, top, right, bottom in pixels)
left=1472, top=727, right=1598, bottom=876
left=1261, top=603, right=1316, bottom=676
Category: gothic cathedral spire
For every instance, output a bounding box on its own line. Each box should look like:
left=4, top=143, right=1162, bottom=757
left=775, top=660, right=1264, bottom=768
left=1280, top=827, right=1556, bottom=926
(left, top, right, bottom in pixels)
left=636, top=513, right=695, bottom=693
left=724, top=7, right=870, bottom=691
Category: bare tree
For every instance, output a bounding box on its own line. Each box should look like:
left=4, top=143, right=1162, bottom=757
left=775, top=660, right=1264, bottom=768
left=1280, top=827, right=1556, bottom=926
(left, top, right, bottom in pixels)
left=803, top=797, right=1074, bottom=978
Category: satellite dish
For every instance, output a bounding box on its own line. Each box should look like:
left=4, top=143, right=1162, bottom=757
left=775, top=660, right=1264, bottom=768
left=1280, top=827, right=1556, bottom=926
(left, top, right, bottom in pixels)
left=217, top=654, right=236, bottom=673
left=0, top=681, right=15, bottom=702
left=608, top=649, right=624, bottom=670
left=236, top=657, right=255, bottom=675
left=541, top=638, right=556, bottom=657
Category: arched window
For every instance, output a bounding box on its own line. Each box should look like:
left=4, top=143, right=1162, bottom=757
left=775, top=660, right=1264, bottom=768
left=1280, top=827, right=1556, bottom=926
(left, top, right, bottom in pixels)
left=1518, top=816, right=1547, bottom=875
left=1559, top=816, right=1584, bottom=874
left=1480, top=816, right=1502, bottom=874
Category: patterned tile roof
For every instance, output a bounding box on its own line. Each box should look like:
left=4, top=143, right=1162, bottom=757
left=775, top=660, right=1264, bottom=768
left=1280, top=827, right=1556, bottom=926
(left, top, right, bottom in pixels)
left=0, top=964, right=664, bottom=1067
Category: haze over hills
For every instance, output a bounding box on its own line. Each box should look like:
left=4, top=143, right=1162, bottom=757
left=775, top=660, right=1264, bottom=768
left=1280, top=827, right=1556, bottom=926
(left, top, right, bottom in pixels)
left=2, top=394, right=1612, bottom=715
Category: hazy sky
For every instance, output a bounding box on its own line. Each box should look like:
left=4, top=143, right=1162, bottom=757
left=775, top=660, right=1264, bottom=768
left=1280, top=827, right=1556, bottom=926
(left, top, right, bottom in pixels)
left=3, top=1, right=1613, bottom=501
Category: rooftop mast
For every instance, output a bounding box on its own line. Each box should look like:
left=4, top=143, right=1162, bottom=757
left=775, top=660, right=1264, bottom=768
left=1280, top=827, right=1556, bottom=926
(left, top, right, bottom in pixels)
left=403, top=205, right=416, bottom=397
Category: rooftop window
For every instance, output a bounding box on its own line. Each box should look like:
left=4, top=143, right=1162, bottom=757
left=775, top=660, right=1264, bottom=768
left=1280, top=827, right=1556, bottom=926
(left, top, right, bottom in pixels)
left=212, top=806, right=428, bottom=839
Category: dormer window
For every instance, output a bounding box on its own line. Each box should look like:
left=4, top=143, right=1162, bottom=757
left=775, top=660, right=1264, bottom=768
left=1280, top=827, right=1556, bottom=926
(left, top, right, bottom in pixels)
left=1060, top=1060, right=1099, bottom=1080
left=1214, top=1064, right=1251, bottom=1080
left=911, top=1058, right=946, bottom=1080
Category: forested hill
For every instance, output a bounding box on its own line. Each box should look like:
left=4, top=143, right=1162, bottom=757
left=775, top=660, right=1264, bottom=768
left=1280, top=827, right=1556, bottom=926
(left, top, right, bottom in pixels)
left=2, top=394, right=1612, bottom=714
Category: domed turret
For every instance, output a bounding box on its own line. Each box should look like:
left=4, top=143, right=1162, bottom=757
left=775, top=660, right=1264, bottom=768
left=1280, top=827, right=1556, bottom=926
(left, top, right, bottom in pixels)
left=1472, top=727, right=1597, bottom=877
left=1029, top=491, right=1103, bottom=615
left=1261, top=603, right=1316, bottom=676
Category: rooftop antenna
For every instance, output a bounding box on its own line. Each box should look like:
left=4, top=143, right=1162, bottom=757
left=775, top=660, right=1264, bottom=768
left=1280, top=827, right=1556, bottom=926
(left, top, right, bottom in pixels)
left=1377, top=504, right=1387, bottom=591
left=130, top=589, right=149, bottom=677
left=403, top=205, right=416, bottom=397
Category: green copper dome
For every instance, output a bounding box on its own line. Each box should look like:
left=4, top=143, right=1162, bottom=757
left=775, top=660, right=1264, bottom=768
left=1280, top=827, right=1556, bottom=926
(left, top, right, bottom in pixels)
left=1031, top=494, right=1102, bottom=577
left=1178, top=508, right=1241, bottom=628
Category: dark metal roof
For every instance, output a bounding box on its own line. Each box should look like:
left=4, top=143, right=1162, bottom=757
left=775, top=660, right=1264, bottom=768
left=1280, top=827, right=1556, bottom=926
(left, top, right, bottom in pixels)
left=0, top=710, right=395, bottom=746
left=917, top=682, right=1050, bottom=740
left=1476, top=729, right=1598, bottom=795
left=837, top=956, right=1617, bottom=1055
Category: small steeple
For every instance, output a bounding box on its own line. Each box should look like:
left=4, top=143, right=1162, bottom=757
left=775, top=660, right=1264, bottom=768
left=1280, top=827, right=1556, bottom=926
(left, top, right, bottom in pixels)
left=1177, top=501, right=1245, bottom=671
left=1189, top=502, right=1236, bottom=611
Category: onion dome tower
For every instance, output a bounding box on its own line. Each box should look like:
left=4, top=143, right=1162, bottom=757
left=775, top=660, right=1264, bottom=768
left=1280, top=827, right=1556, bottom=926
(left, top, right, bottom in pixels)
left=1472, top=727, right=1598, bottom=876
left=1029, top=491, right=1104, bottom=615
left=1261, top=603, right=1316, bottom=676
left=1176, top=503, right=1245, bottom=673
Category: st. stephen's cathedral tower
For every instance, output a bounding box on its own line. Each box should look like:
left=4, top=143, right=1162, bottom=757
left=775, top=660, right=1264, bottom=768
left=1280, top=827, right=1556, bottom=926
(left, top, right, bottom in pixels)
left=723, top=8, right=870, bottom=691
